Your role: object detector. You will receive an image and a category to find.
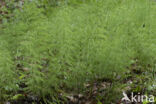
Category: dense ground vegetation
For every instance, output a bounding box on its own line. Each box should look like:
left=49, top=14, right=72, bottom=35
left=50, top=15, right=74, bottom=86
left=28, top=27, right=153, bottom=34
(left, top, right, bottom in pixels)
left=0, top=0, right=156, bottom=103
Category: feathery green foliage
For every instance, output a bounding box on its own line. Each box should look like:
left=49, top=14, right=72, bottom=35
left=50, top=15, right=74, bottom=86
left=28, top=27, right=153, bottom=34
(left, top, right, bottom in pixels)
left=0, top=0, right=155, bottom=102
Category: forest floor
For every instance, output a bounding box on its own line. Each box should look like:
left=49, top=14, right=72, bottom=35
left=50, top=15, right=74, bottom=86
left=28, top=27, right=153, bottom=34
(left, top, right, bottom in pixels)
left=6, top=62, right=156, bottom=104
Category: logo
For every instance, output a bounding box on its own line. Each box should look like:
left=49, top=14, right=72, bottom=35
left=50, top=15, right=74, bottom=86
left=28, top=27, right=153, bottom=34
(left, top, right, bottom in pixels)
left=122, top=91, right=155, bottom=103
